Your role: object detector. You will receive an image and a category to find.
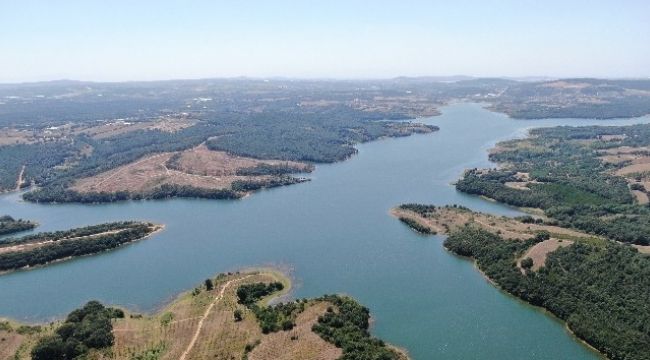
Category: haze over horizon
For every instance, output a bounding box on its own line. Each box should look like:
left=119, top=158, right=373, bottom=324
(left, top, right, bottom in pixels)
left=2, top=0, right=649, bottom=83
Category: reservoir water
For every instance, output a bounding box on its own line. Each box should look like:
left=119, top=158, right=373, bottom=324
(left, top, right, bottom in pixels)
left=2, top=103, right=649, bottom=359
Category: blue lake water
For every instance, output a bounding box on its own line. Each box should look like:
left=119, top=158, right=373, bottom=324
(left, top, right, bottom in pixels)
left=2, top=103, right=649, bottom=359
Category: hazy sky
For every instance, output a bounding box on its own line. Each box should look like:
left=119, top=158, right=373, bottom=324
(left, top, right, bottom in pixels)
left=1, top=0, right=649, bottom=82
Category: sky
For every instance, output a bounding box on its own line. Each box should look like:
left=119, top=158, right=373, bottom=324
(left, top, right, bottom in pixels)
left=1, top=0, right=649, bottom=82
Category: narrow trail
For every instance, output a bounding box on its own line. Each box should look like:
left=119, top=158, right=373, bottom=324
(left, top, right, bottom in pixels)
left=15, top=165, right=25, bottom=191
left=178, top=275, right=252, bottom=360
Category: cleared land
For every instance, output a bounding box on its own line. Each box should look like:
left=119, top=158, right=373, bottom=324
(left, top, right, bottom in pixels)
left=1, top=269, right=398, bottom=360
left=392, top=206, right=608, bottom=270
left=72, top=144, right=311, bottom=195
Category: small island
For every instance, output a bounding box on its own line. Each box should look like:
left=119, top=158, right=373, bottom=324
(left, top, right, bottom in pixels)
left=0, top=215, right=36, bottom=236
left=0, top=221, right=162, bottom=274
left=1, top=269, right=408, bottom=360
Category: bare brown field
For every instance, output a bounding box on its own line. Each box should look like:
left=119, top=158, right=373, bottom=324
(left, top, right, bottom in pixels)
left=615, top=157, right=650, bottom=176
left=519, top=239, right=573, bottom=271
left=249, top=302, right=342, bottom=360
left=392, top=206, right=607, bottom=270
left=71, top=145, right=310, bottom=194
left=632, top=190, right=649, bottom=205
left=77, top=116, right=197, bottom=139
left=0, top=129, right=38, bottom=145
left=392, top=207, right=593, bottom=241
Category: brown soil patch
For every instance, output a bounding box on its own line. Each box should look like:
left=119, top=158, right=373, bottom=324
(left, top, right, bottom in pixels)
left=519, top=239, right=573, bottom=271
left=249, top=302, right=342, bottom=360
left=0, top=330, right=25, bottom=360
left=632, top=190, right=649, bottom=204
left=633, top=245, right=650, bottom=255
left=615, top=157, right=650, bottom=175
left=392, top=207, right=594, bottom=241
left=71, top=145, right=310, bottom=194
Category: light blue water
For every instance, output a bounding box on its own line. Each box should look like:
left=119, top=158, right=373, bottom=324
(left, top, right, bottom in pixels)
left=2, top=103, right=649, bottom=359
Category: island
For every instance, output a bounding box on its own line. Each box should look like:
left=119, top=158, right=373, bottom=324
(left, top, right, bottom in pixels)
left=0, top=215, right=36, bottom=236
left=0, top=221, right=162, bottom=274
left=1, top=269, right=408, bottom=360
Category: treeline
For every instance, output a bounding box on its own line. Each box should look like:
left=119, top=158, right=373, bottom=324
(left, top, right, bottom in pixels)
left=0, top=222, right=158, bottom=272
left=23, top=183, right=241, bottom=203
left=0, top=215, right=36, bottom=236
left=31, top=301, right=124, bottom=360
left=312, top=295, right=404, bottom=360
left=456, top=123, right=650, bottom=245
left=444, top=225, right=650, bottom=360
left=397, top=217, right=435, bottom=234
left=235, top=163, right=314, bottom=176
left=0, top=221, right=145, bottom=246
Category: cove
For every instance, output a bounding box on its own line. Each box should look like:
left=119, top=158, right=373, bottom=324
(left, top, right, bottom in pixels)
left=2, top=103, right=649, bottom=359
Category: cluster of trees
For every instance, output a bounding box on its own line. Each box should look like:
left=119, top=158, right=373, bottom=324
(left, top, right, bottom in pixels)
left=312, top=295, right=404, bottom=360
left=0, top=215, right=36, bottom=236
left=0, top=222, right=157, bottom=271
left=235, top=282, right=302, bottom=333
left=31, top=301, right=123, bottom=360
left=397, top=216, right=436, bottom=234
left=456, top=124, right=650, bottom=245
left=444, top=226, right=650, bottom=360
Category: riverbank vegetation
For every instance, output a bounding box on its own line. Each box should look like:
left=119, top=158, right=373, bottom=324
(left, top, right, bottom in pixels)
left=0, top=215, right=36, bottom=236
left=456, top=123, right=650, bottom=245
left=0, top=221, right=161, bottom=273
left=443, top=226, right=650, bottom=360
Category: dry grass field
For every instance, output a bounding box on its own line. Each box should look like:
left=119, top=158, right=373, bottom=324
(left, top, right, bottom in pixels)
left=392, top=206, right=613, bottom=270
left=71, top=145, right=311, bottom=195
left=0, top=269, right=353, bottom=360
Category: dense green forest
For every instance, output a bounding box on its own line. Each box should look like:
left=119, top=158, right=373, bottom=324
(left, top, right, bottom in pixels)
left=312, top=295, right=404, bottom=360
left=443, top=225, right=650, bottom=360
left=456, top=123, right=650, bottom=245
left=31, top=301, right=123, bottom=360
left=0, top=215, right=36, bottom=236
left=0, top=221, right=158, bottom=272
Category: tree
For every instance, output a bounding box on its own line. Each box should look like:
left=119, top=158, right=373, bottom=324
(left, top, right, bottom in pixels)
left=205, top=278, right=214, bottom=291
left=234, top=309, right=243, bottom=322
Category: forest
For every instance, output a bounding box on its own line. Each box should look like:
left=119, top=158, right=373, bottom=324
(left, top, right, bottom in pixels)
left=312, top=295, right=404, bottom=360
left=31, top=301, right=123, bottom=360
left=456, top=123, right=650, bottom=245
left=0, top=221, right=159, bottom=272
left=0, top=215, right=36, bottom=236
left=443, top=225, right=650, bottom=360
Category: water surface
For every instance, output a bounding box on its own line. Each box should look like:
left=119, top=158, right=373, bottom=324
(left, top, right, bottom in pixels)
left=2, top=103, right=649, bottom=359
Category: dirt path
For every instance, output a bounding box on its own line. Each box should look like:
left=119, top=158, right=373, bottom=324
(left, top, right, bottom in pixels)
left=15, top=165, right=25, bottom=191
left=178, top=275, right=252, bottom=360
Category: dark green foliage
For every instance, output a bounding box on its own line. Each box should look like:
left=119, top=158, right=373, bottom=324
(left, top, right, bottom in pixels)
left=236, top=282, right=284, bottom=306
left=31, top=301, right=120, bottom=360
left=520, top=257, right=533, bottom=269
left=397, top=217, right=435, bottom=235
left=456, top=124, right=650, bottom=245
left=233, top=309, right=243, bottom=322
left=312, top=295, right=403, bottom=360
left=236, top=282, right=302, bottom=334
left=235, top=163, right=314, bottom=176
left=0, top=222, right=157, bottom=271
left=444, top=226, right=650, bottom=360
left=205, top=278, right=214, bottom=291
left=0, top=215, right=36, bottom=236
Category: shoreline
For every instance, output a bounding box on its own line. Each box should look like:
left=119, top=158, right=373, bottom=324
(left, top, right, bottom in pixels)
left=0, top=223, right=165, bottom=276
